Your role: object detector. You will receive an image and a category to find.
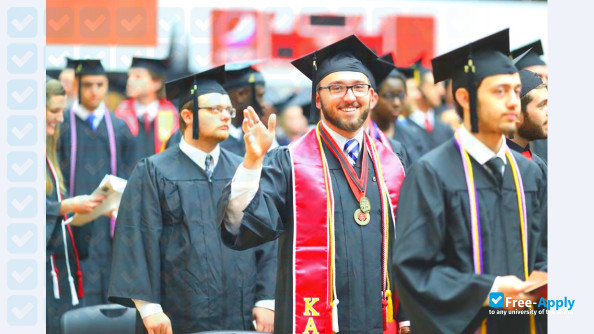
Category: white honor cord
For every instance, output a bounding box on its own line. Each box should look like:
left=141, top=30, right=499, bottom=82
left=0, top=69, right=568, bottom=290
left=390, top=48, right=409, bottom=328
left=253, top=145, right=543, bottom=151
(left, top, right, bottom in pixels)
left=61, top=220, right=79, bottom=306
left=49, top=256, right=60, bottom=299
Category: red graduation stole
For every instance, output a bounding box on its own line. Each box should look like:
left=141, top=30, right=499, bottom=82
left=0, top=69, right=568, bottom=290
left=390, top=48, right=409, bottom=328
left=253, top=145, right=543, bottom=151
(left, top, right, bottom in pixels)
left=288, top=123, right=405, bottom=333
left=114, top=98, right=179, bottom=153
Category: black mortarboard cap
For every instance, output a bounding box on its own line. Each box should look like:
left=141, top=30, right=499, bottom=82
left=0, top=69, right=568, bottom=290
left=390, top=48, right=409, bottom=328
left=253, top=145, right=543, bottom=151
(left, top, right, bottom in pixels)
left=432, top=28, right=517, bottom=133
left=73, top=59, right=106, bottom=104
left=519, top=69, right=544, bottom=98
left=65, top=57, right=76, bottom=70
left=511, top=40, right=546, bottom=70
left=130, top=56, right=169, bottom=74
left=224, top=60, right=265, bottom=116
left=408, top=55, right=432, bottom=84
left=165, top=65, right=227, bottom=139
left=291, top=35, right=392, bottom=123
left=378, top=53, right=415, bottom=83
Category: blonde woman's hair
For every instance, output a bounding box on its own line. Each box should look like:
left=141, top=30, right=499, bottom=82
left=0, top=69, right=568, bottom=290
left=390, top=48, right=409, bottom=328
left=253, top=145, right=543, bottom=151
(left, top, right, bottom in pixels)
left=46, top=79, right=66, bottom=196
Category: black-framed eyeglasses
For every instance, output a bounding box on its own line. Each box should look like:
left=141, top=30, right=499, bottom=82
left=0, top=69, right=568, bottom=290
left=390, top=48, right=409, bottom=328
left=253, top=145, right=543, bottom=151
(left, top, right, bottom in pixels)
left=201, top=106, right=236, bottom=118
left=317, top=84, right=371, bottom=98
left=380, top=92, right=406, bottom=101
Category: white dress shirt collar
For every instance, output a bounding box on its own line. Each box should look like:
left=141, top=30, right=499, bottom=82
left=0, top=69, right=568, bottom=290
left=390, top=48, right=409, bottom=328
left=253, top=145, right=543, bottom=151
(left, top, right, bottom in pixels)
left=134, top=100, right=160, bottom=122
left=457, top=126, right=508, bottom=166
left=73, top=102, right=106, bottom=128
left=409, top=109, right=435, bottom=130
left=179, top=136, right=221, bottom=171
left=321, top=120, right=365, bottom=154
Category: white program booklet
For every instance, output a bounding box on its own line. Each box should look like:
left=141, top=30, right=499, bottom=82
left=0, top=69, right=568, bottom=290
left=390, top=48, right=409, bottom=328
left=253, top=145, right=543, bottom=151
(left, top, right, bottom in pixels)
left=67, top=175, right=127, bottom=226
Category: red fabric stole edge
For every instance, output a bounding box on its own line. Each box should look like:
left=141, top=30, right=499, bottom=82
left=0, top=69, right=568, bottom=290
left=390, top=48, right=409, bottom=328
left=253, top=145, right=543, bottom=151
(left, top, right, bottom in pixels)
left=289, top=125, right=405, bottom=333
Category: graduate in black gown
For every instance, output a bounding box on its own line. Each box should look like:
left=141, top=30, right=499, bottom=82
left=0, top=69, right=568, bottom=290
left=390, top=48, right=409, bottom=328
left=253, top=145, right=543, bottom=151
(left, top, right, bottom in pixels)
left=46, top=78, right=106, bottom=333
left=512, top=40, right=548, bottom=163
left=393, top=29, right=548, bottom=334
left=219, top=35, right=410, bottom=334
left=506, top=69, right=548, bottom=175
left=108, top=65, right=277, bottom=334
left=403, top=58, right=454, bottom=153
left=57, top=59, right=135, bottom=306
left=115, top=56, right=179, bottom=167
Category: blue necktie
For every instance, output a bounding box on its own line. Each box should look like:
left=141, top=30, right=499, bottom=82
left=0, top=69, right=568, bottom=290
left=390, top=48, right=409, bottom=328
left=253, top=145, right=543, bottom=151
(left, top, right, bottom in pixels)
left=344, top=139, right=359, bottom=166
left=88, top=114, right=96, bottom=131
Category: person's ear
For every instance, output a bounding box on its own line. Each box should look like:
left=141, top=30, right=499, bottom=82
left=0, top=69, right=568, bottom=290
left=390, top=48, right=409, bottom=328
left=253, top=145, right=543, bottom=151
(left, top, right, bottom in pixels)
left=181, top=108, right=193, bottom=127
left=454, top=87, right=469, bottom=112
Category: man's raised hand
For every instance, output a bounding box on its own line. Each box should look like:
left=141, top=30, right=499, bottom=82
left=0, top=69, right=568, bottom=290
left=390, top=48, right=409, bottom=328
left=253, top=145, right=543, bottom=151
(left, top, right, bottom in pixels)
left=242, top=106, right=276, bottom=169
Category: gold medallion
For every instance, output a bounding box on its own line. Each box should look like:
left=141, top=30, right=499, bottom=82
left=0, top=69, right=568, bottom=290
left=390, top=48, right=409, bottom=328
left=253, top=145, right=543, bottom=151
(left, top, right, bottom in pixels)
left=360, top=196, right=371, bottom=213
left=354, top=208, right=370, bottom=226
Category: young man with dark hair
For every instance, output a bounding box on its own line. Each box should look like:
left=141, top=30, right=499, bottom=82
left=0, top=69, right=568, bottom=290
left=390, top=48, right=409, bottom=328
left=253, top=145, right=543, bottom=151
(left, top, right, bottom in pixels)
left=115, top=57, right=179, bottom=166
left=507, top=70, right=548, bottom=174
left=219, top=35, right=410, bottom=334
left=393, top=29, right=547, bottom=333
left=108, top=66, right=276, bottom=334
left=57, top=59, right=134, bottom=306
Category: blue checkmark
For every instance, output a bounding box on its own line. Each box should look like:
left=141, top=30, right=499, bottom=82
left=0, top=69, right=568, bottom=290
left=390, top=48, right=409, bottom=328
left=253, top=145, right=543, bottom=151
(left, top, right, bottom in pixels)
left=7, top=116, right=38, bottom=146
left=7, top=224, right=37, bottom=254
left=7, top=80, right=37, bottom=110
left=7, top=44, right=37, bottom=74
left=7, top=152, right=37, bottom=182
left=7, top=295, right=37, bottom=326
left=7, top=7, right=38, bottom=38
left=489, top=292, right=504, bottom=307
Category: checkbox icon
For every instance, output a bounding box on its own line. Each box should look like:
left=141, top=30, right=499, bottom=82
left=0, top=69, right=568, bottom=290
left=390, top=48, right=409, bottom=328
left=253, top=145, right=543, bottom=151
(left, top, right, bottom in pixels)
left=158, top=7, right=184, bottom=36
left=7, top=116, right=37, bottom=146
left=8, top=44, right=37, bottom=74
left=8, top=7, right=38, bottom=38
left=7, top=188, right=37, bottom=218
left=489, top=292, right=504, bottom=307
left=7, top=80, right=37, bottom=110
left=46, top=7, right=74, bottom=38
left=7, top=152, right=37, bottom=182
left=7, top=224, right=37, bottom=254
left=8, top=259, right=37, bottom=290
left=117, top=7, right=147, bottom=38
left=7, top=295, right=37, bottom=326
left=80, top=7, right=110, bottom=38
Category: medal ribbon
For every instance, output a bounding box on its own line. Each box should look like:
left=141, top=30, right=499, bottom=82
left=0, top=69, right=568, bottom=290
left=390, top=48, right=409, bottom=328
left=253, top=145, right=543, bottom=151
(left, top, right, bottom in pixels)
left=319, top=124, right=369, bottom=203
left=453, top=130, right=534, bottom=334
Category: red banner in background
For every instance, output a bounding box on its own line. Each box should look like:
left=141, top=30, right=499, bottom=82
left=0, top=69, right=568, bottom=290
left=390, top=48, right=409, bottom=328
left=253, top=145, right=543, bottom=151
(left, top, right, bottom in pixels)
left=46, top=0, right=156, bottom=46
left=382, top=16, right=435, bottom=68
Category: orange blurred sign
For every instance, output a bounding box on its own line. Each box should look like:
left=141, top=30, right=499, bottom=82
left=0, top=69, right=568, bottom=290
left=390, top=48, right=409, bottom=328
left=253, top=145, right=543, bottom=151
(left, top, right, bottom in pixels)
left=46, top=0, right=156, bottom=45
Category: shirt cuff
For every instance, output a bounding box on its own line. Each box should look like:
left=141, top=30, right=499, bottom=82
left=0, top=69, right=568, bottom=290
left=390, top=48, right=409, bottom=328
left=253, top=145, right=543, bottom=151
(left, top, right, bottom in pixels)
left=225, top=163, right=262, bottom=235
left=254, top=299, right=275, bottom=311
left=399, top=321, right=411, bottom=328
left=132, top=298, right=163, bottom=319
left=483, top=276, right=501, bottom=306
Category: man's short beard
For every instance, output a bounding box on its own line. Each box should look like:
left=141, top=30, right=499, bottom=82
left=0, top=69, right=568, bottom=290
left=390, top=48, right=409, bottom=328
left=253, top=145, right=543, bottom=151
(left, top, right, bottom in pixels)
left=517, top=112, right=547, bottom=141
left=320, top=99, right=370, bottom=132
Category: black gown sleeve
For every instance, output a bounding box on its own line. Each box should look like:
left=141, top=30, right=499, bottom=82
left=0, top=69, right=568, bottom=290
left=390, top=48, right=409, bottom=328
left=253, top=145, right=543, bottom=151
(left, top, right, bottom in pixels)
left=108, top=159, right=164, bottom=307
left=254, top=241, right=278, bottom=302
left=533, top=166, right=548, bottom=273
left=219, top=147, right=291, bottom=250
left=114, top=116, right=137, bottom=179
left=392, top=161, right=495, bottom=333
left=46, top=197, right=61, bottom=246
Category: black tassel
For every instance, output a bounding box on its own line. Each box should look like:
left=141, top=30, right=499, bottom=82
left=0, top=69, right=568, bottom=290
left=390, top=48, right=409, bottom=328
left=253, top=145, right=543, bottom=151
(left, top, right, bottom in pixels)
left=309, top=53, right=318, bottom=125
left=191, top=81, right=199, bottom=139
left=250, top=79, right=262, bottom=116
left=76, top=64, right=82, bottom=105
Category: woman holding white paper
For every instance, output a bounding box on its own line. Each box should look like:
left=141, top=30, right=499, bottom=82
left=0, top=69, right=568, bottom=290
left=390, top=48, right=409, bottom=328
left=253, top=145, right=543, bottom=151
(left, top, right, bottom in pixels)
left=45, top=78, right=105, bottom=333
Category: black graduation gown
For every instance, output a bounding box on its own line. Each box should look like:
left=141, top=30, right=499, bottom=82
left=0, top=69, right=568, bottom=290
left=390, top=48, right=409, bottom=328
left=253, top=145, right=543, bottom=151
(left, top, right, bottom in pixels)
left=393, top=121, right=429, bottom=165
left=57, top=110, right=135, bottom=305
left=405, top=117, right=454, bottom=155
left=219, top=144, right=405, bottom=334
left=386, top=137, right=410, bottom=171
left=129, top=120, right=158, bottom=168
left=46, top=178, right=82, bottom=333
left=108, top=146, right=276, bottom=334
left=506, top=139, right=548, bottom=178
left=220, top=134, right=246, bottom=156
left=393, top=139, right=547, bottom=334
left=531, top=139, right=548, bottom=164
left=165, top=130, right=182, bottom=149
